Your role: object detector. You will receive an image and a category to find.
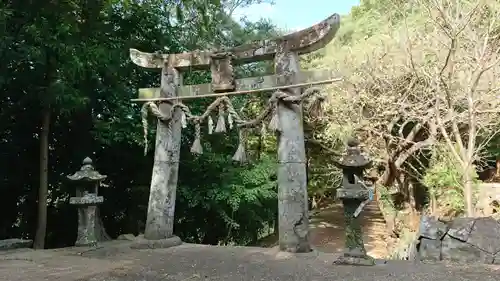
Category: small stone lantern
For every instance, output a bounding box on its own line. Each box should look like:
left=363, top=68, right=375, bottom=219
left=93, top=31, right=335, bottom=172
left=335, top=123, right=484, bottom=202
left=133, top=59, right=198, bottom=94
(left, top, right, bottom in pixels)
left=333, top=138, right=375, bottom=266
left=67, top=157, right=109, bottom=247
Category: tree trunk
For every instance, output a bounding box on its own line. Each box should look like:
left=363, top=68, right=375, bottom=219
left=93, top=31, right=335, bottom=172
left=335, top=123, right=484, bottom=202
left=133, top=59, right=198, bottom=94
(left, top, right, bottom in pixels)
left=463, top=166, right=474, bottom=217
left=430, top=191, right=437, bottom=215
left=34, top=106, right=50, bottom=249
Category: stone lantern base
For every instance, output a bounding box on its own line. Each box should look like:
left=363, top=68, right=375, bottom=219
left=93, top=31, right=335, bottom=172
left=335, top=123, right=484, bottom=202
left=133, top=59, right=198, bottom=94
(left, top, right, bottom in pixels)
left=334, top=189, right=375, bottom=266
left=75, top=206, right=105, bottom=247
left=334, top=250, right=376, bottom=266
left=129, top=235, right=183, bottom=249
left=71, top=195, right=110, bottom=247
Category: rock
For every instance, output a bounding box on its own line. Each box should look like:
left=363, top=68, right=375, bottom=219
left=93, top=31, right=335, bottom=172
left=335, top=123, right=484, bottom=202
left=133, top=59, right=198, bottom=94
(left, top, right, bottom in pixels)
left=447, top=217, right=475, bottom=241
left=117, top=234, right=136, bottom=241
left=0, top=239, right=33, bottom=251
left=493, top=253, right=500, bottom=265
left=466, top=217, right=500, bottom=254
left=418, top=216, right=448, bottom=240
left=441, top=235, right=485, bottom=263
left=333, top=252, right=375, bottom=266
left=418, top=238, right=441, bottom=261
left=414, top=216, right=500, bottom=264
left=129, top=235, right=182, bottom=249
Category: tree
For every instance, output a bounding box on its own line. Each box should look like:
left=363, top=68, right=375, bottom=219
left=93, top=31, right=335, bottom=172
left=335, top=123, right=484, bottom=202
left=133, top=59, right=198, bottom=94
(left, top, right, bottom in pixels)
left=1, top=0, right=281, bottom=248
left=416, top=0, right=500, bottom=216
left=314, top=0, right=500, bottom=219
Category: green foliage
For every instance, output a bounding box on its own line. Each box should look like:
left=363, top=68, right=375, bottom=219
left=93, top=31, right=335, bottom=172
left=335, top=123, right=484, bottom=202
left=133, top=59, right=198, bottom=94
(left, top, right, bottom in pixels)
left=0, top=0, right=280, bottom=248
left=377, top=185, right=396, bottom=212
left=422, top=144, right=479, bottom=216
left=177, top=154, right=277, bottom=245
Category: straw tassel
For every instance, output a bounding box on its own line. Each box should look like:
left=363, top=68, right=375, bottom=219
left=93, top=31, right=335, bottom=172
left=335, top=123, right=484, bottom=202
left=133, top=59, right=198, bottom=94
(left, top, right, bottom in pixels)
left=208, top=115, right=214, bottom=134
left=215, top=102, right=226, bottom=133
left=180, top=110, right=187, bottom=128
left=308, top=94, right=325, bottom=118
left=232, top=129, right=247, bottom=163
left=190, top=121, right=203, bottom=154
left=260, top=121, right=267, bottom=136
left=227, top=113, right=233, bottom=130
left=141, top=102, right=150, bottom=156
left=268, top=105, right=280, bottom=132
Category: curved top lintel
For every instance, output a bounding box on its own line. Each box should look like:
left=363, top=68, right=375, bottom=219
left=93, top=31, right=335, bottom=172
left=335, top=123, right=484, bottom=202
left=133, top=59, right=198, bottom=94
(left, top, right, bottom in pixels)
left=130, top=13, right=340, bottom=70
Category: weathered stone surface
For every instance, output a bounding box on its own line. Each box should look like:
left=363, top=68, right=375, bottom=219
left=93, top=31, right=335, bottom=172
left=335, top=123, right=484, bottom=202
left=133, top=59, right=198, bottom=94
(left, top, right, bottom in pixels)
left=144, top=65, right=182, bottom=240
left=0, top=239, right=33, bottom=250
left=415, top=216, right=500, bottom=264
left=466, top=217, right=500, bottom=254
left=210, top=53, right=235, bottom=92
left=417, top=216, right=448, bottom=240
left=129, top=13, right=340, bottom=70
left=336, top=139, right=371, bottom=168
left=441, top=235, right=484, bottom=263
left=333, top=252, right=375, bottom=266
left=275, top=48, right=310, bottom=253
left=137, top=69, right=340, bottom=99
left=447, top=217, right=475, bottom=241
left=67, top=157, right=107, bottom=181
left=418, top=238, right=441, bottom=261
left=129, top=235, right=182, bottom=249
left=75, top=206, right=99, bottom=246
left=494, top=253, right=500, bottom=264
left=117, top=234, right=136, bottom=241
left=70, top=195, right=104, bottom=205
left=336, top=188, right=369, bottom=200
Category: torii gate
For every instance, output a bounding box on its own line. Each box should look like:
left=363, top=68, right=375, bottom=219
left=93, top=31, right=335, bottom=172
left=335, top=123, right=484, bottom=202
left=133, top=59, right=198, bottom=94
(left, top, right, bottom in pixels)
left=130, top=13, right=341, bottom=253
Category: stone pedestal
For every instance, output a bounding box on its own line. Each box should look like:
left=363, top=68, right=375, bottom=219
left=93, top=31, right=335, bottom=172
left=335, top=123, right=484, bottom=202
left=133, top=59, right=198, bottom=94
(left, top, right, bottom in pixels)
left=334, top=193, right=374, bottom=266
left=70, top=194, right=104, bottom=246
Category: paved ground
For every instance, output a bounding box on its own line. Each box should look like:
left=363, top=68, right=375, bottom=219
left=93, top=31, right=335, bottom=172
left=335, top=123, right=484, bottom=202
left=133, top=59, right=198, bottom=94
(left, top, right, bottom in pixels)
left=1, top=243, right=499, bottom=281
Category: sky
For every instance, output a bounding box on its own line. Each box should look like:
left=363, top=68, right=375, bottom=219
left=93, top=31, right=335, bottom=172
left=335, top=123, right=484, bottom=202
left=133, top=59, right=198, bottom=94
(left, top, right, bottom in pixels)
left=232, top=0, right=360, bottom=31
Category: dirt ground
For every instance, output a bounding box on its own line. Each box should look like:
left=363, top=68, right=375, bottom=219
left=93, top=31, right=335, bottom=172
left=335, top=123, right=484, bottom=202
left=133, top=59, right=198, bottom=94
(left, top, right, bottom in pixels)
left=0, top=200, right=398, bottom=281
left=1, top=242, right=499, bottom=281
left=1, top=201, right=499, bottom=281
left=309, top=200, right=389, bottom=258
left=256, top=200, right=390, bottom=258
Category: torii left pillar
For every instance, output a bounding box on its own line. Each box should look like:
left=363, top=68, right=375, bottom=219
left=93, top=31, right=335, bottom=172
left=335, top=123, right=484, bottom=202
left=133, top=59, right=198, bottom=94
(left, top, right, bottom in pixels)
left=129, top=59, right=183, bottom=249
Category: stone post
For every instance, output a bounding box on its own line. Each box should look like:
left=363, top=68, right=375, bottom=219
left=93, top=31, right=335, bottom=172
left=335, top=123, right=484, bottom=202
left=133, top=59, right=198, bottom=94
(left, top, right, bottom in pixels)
left=274, top=47, right=310, bottom=253
left=140, top=63, right=183, bottom=248
left=68, top=157, right=110, bottom=247
left=333, top=139, right=375, bottom=266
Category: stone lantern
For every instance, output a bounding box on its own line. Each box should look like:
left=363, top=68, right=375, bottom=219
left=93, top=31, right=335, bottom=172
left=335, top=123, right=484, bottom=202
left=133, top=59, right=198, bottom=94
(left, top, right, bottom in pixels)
left=67, top=157, right=110, bottom=246
left=333, top=138, right=375, bottom=266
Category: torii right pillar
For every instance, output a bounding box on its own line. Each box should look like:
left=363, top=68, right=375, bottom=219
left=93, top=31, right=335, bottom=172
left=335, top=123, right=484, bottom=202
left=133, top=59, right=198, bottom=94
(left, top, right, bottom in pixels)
left=274, top=48, right=310, bottom=253
left=273, top=15, right=340, bottom=254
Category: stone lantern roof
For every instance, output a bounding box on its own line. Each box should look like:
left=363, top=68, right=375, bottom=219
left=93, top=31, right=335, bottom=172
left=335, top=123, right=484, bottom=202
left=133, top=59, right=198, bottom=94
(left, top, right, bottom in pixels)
left=67, top=157, right=107, bottom=182
left=335, top=138, right=372, bottom=169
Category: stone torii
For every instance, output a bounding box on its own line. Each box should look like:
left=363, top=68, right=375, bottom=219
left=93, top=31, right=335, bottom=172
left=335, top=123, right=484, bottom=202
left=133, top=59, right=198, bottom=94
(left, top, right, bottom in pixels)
left=129, top=13, right=341, bottom=252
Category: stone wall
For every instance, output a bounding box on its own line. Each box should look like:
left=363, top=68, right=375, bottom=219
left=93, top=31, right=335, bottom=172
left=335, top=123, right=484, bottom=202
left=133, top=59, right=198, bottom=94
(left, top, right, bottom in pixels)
left=415, top=216, right=500, bottom=264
